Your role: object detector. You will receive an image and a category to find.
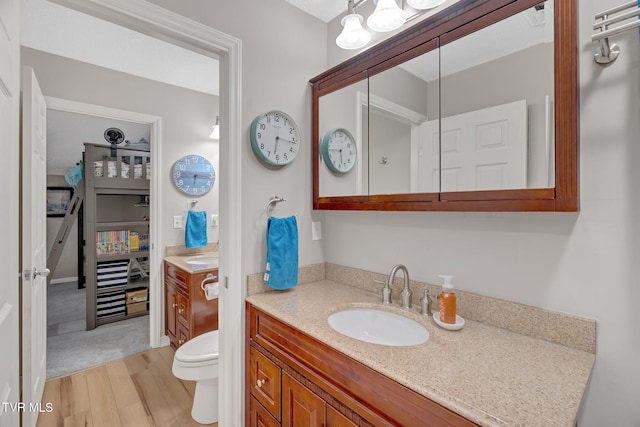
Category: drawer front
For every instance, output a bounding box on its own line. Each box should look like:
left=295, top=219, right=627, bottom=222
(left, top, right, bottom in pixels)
left=165, top=262, right=188, bottom=292
left=250, top=347, right=282, bottom=421
left=249, top=396, right=280, bottom=427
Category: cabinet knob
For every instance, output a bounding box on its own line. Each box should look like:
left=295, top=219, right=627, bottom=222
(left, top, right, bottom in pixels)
left=179, top=339, right=185, bottom=345
left=256, top=378, right=266, bottom=388
left=179, top=308, right=184, bottom=314
left=172, top=303, right=178, bottom=308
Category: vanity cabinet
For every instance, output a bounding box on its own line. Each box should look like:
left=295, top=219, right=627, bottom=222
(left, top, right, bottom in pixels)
left=246, top=303, right=478, bottom=427
left=164, top=261, right=218, bottom=350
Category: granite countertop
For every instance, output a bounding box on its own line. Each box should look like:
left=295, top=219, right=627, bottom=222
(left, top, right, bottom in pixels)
left=164, top=251, right=218, bottom=273
left=246, top=280, right=595, bottom=427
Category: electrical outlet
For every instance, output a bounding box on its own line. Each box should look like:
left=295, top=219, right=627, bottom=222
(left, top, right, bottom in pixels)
left=173, top=215, right=183, bottom=229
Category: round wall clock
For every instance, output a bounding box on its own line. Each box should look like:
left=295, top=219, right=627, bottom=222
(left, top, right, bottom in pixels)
left=320, top=128, right=357, bottom=174
left=172, top=154, right=215, bottom=196
left=250, top=110, right=300, bottom=167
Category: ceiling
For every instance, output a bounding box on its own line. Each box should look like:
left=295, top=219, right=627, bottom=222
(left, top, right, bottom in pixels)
left=19, top=0, right=343, bottom=97
left=285, top=0, right=347, bottom=23
left=21, top=0, right=220, bottom=96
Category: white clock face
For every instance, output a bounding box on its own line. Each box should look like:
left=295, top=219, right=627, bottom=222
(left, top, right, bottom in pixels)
left=250, top=111, right=300, bottom=166
left=322, top=128, right=356, bottom=174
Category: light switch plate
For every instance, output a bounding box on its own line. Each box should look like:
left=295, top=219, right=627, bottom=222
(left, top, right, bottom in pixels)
left=211, top=214, right=219, bottom=226
left=312, top=221, right=322, bottom=240
left=173, top=215, right=183, bottom=229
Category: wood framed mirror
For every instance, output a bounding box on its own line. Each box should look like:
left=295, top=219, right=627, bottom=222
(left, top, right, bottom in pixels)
left=310, top=0, right=577, bottom=212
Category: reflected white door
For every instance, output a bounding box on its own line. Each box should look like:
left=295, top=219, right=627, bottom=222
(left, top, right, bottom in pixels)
left=0, top=0, right=21, bottom=425
left=21, top=66, right=49, bottom=427
left=420, top=99, right=527, bottom=192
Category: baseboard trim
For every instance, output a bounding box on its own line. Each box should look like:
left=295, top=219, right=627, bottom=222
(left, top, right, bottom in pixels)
left=49, top=276, right=78, bottom=285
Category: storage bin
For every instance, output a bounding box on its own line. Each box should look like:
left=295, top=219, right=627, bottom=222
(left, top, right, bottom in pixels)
left=126, top=288, right=148, bottom=304
left=126, top=301, right=147, bottom=315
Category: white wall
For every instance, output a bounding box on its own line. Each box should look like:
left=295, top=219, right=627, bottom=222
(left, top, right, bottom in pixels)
left=324, top=1, right=640, bottom=425
left=145, top=0, right=327, bottom=276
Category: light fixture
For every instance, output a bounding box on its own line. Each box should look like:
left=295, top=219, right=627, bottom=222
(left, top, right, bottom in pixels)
left=336, top=0, right=447, bottom=49
left=336, top=0, right=371, bottom=50
left=406, top=0, right=446, bottom=10
left=209, top=116, right=219, bottom=140
left=367, top=0, right=406, bottom=32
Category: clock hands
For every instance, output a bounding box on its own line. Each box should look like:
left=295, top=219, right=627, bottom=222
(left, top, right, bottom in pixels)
left=275, top=136, right=298, bottom=145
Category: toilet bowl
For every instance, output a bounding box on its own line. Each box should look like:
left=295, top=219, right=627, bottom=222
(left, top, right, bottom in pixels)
left=172, top=330, right=220, bottom=424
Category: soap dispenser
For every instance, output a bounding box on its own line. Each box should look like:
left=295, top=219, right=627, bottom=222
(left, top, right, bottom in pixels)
left=438, top=275, right=457, bottom=324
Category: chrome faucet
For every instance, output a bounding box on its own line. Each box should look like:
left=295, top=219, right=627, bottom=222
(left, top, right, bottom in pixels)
left=388, top=264, right=411, bottom=309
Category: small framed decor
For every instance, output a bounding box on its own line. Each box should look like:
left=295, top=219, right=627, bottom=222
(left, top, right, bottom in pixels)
left=46, top=187, right=73, bottom=217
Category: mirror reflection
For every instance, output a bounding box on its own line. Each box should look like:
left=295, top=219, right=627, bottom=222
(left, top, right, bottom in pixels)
left=439, top=0, right=554, bottom=192
left=318, top=0, right=554, bottom=198
left=319, top=79, right=368, bottom=197
left=368, top=48, right=439, bottom=195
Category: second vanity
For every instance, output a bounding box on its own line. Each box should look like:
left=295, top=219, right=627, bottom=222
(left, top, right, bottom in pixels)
left=246, top=276, right=595, bottom=427
left=164, top=251, right=219, bottom=350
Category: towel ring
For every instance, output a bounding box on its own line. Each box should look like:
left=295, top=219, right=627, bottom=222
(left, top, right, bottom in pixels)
left=266, top=196, right=287, bottom=216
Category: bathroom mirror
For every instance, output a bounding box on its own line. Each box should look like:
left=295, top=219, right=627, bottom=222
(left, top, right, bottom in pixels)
left=311, top=0, right=578, bottom=211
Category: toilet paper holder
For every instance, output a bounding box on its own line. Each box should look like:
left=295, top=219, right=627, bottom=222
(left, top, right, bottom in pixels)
left=201, top=273, right=219, bottom=300
left=200, top=273, right=218, bottom=291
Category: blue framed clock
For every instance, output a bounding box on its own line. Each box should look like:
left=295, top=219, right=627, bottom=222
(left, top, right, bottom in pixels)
left=172, top=154, right=215, bottom=196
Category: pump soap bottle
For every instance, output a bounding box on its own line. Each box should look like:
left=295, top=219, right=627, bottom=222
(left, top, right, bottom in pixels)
left=438, top=275, right=457, bottom=324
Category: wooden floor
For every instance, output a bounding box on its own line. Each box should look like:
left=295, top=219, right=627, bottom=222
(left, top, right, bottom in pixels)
left=36, top=346, right=217, bottom=427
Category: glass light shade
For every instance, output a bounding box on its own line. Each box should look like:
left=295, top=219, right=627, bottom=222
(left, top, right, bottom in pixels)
left=367, top=0, right=405, bottom=32
left=336, top=14, right=371, bottom=50
left=209, top=125, right=219, bottom=140
left=406, top=0, right=446, bottom=10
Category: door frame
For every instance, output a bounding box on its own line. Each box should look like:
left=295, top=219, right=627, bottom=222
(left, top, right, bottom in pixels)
left=47, top=1, right=243, bottom=425
left=45, top=96, right=164, bottom=345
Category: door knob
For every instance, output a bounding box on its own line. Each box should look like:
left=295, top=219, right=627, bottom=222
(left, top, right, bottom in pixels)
left=34, top=268, right=50, bottom=278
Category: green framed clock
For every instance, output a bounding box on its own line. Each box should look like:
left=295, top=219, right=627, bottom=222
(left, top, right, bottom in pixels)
left=172, top=154, right=215, bottom=196
left=250, top=110, right=300, bottom=167
left=320, top=128, right=357, bottom=174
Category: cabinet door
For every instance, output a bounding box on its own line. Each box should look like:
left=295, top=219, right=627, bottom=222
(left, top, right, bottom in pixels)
left=282, top=372, right=326, bottom=427
left=177, top=292, right=190, bottom=327
left=177, top=322, right=190, bottom=348
left=165, top=284, right=178, bottom=344
left=327, top=405, right=357, bottom=427
left=250, top=347, right=282, bottom=420
left=249, top=396, right=280, bottom=427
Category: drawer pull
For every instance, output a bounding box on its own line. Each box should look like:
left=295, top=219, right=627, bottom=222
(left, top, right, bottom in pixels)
left=256, top=379, right=266, bottom=388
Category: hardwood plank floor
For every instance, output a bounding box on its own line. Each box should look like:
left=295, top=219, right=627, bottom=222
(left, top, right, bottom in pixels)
left=37, top=346, right=216, bottom=427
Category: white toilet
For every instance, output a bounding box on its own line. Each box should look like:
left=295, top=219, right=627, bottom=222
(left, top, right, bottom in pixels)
left=172, top=330, right=220, bottom=424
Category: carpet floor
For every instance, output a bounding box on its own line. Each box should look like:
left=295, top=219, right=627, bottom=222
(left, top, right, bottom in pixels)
left=46, top=281, right=150, bottom=379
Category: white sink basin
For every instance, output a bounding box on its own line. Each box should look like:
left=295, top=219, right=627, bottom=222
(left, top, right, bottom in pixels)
left=185, top=256, right=218, bottom=267
left=328, top=307, right=429, bottom=346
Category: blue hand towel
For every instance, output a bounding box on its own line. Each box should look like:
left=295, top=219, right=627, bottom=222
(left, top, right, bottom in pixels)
left=185, top=210, right=207, bottom=249
left=264, top=216, right=298, bottom=290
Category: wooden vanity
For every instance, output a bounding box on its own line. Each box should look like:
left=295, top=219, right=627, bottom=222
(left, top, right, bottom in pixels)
left=245, top=280, right=595, bottom=427
left=247, top=303, right=476, bottom=426
left=164, top=259, right=218, bottom=350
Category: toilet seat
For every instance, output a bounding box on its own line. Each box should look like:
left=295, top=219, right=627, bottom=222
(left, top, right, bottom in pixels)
left=174, top=330, right=220, bottom=363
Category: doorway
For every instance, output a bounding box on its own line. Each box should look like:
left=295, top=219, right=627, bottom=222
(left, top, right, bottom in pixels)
left=23, top=1, right=242, bottom=424
left=45, top=104, right=157, bottom=378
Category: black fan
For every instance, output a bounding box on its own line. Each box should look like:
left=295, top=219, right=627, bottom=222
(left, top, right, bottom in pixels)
left=104, top=127, right=125, bottom=156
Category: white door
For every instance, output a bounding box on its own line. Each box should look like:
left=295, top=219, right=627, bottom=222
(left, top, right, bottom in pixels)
left=21, top=66, right=49, bottom=427
left=0, top=0, right=21, bottom=425
left=419, top=99, right=528, bottom=192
